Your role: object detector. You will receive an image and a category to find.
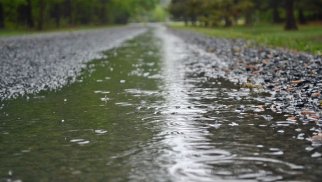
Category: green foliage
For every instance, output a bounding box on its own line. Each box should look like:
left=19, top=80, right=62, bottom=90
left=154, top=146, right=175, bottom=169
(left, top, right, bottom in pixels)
left=169, top=0, right=322, bottom=28
left=169, top=0, right=255, bottom=26
left=150, top=5, right=168, bottom=22
left=0, top=0, right=159, bottom=30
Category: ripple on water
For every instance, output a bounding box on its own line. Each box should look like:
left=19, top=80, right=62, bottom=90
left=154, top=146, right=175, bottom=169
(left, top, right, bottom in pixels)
left=70, top=139, right=90, bottom=145
left=115, top=102, right=133, bottom=107
left=94, top=129, right=108, bottom=135
left=94, top=90, right=110, bottom=94
left=127, top=25, right=316, bottom=182
left=125, top=88, right=159, bottom=97
left=4, top=26, right=318, bottom=181
left=100, top=96, right=110, bottom=102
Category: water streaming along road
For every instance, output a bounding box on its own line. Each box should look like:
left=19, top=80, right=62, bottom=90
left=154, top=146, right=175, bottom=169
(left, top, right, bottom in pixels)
left=0, top=25, right=321, bottom=181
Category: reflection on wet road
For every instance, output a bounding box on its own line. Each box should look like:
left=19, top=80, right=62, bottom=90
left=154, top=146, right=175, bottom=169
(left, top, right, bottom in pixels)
left=0, top=26, right=321, bottom=181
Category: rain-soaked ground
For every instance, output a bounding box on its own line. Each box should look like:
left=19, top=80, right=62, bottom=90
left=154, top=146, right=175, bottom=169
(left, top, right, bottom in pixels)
left=0, top=26, right=322, bottom=181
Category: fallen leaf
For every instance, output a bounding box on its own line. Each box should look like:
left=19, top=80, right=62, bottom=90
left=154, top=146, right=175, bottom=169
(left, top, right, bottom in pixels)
left=301, top=110, right=316, bottom=115
left=291, top=80, right=303, bottom=84
left=311, top=92, right=321, bottom=98
left=286, top=116, right=297, bottom=122
left=245, top=64, right=258, bottom=71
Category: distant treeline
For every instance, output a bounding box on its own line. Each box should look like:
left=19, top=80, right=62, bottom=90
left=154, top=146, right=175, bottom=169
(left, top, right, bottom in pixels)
left=169, top=0, right=322, bottom=30
left=0, top=0, right=159, bottom=30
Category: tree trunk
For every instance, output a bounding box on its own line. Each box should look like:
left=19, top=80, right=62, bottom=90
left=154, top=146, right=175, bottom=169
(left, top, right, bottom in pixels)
left=0, top=2, right=4, bottom=29
left=203, top=14, right=209, bottom=27
left=298, top=8, right=306, bottom=24
left=99, top=2, right=107, bottom=24
left=224, top=16, right=232, bottom=27
left=224, top=5, right=232, bottom=27
left=184, top=18, right=188, bottom=26
left=51, top=3, right=61, bottom=28
left=26, top=0, right=34, bottom=28
left=65, top=0, right=73, bottom=26
left=204, top=20, right=208, bottom=27
left=284, top=0, right=298, bottom=30
left=17, top=0, right=34, bottom=28
left=190, top=16, right=197, bottom=26
left=37, top=0, right=45, bottom=30
left=245, top=11, right=253, bottom=26
left=272, top=0, right=282, bottom=23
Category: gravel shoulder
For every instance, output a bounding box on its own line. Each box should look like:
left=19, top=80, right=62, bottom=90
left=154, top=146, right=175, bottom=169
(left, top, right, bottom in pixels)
left=170, top=28, right=322, bottom=128
left=0, top=25, right=146, bottom=100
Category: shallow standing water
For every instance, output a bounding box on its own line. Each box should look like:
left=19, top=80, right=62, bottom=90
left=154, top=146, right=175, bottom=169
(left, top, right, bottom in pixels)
left=0, top=26, right=322, bottom=182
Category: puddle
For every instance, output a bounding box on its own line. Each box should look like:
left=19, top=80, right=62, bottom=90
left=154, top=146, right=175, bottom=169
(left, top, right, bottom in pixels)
left=0, top=26, right=321, bottom=181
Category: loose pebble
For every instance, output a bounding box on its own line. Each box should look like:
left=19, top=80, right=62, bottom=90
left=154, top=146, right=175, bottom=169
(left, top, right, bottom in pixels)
left=311, top=152, right=322, bottom=158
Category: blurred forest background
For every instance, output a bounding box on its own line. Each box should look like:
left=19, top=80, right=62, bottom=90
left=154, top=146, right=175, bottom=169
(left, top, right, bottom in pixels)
left=168, top=0, right=322, bottom=30
left=0, top=0, right=321, bottom=53
left=168, top=0, right=322, bottom=54
left=1, top=0, right=321, bottom=31
left=0, top=0, right=167, bottom=31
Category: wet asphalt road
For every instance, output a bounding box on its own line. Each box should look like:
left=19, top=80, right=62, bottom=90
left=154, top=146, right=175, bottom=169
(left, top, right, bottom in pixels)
left=1, top=24, right=321, bottom=126
left=0, top=25, right=322, bottom=181
left=0, top=25, right=146, bottom=100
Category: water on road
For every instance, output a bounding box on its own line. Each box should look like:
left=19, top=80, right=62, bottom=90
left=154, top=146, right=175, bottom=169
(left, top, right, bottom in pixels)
left=0, top=26, right=321, bottom=181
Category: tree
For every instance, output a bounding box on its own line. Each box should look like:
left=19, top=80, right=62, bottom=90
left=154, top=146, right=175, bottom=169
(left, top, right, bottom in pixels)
left=25, top=0, right=34, bottom=28
left=50, top=0, right=63, bottom=28
left=0, top=1, right=4, bottom=28
left=270, top=0, right=283, bottom=23
left=296, top=0, right=322, bottom=23
left=216, top=0, right=235, bottom=27
left=16, top=0, right=34, bottom=28
left=298, top=7, right=306, bottom=24
left=198, top=0, right=220, bottom=27
left=169, top=0, right=188, bottom=24
left=98, top=0, right=110, bottom=24
left=235, top=0, right=255, bottom=26
left=284, top=0, right=298, bottom=30
left=64, top=0, right=73, bottom=25
left=0, top=0, right=159, bottom=30
left=37, top=0, right=45, bottom=30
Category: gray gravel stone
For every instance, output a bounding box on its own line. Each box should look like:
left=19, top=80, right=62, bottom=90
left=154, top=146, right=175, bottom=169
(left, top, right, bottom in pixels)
left=171, top=28, right=322, bottom=124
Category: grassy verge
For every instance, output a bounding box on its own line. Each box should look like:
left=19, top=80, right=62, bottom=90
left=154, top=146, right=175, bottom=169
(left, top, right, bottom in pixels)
left=170, top=23, right=322, bottom=55
left=0, top=24, right=123, bottom=38
left=0, top=29, right=32, bottom=37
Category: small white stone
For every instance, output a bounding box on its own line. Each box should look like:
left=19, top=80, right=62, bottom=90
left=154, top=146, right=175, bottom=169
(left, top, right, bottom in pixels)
left=277, top=130, right=285, bottom=133
left=228, top=122, right=239, bottom=126
left=311, top=152, right=322, bottom=158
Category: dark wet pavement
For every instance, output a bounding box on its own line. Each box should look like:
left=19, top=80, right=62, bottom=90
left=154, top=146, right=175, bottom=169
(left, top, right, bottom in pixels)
left=0, top=25, right=321, bottom=181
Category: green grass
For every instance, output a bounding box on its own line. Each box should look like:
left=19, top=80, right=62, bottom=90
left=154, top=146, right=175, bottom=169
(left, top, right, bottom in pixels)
left=0, top=24, right=123, bottom=38
left=170, top=23, right=322, bottom=55
left=0, top=29, right=33, bottom=37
